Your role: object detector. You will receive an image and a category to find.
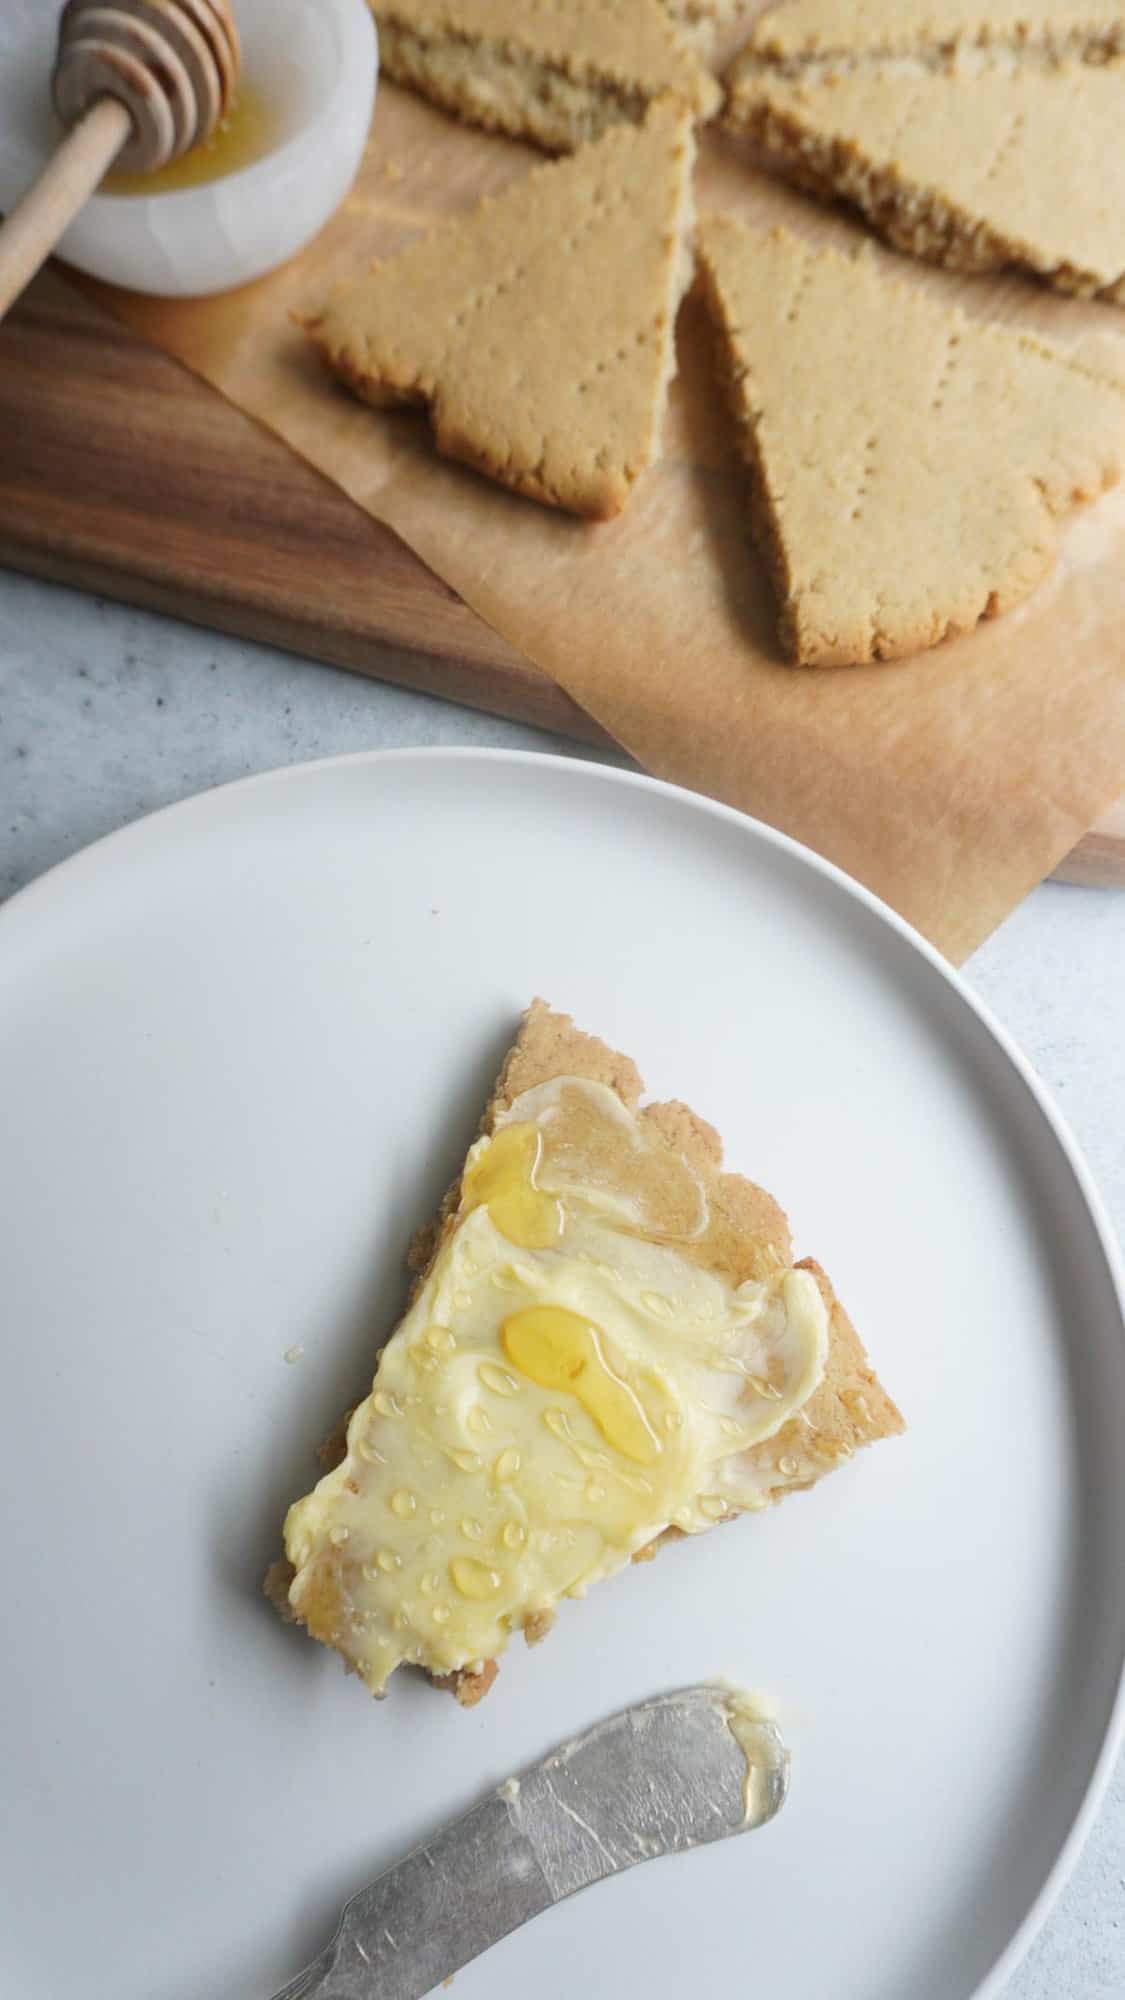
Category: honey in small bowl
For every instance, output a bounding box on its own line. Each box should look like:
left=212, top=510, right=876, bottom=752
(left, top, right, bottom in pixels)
left=102, top=80, right=278, bottom=195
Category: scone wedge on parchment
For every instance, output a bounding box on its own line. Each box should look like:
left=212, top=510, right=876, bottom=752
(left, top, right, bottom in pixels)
left=307, top=102, right=696, bottom=518
left=725, top=0, right=1125, bottom=300
left=698, top=218, right=1125, bottom=666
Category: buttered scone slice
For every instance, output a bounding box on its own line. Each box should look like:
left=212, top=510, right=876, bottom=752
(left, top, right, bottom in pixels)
left=280, top=1003, right=903, bottom=1702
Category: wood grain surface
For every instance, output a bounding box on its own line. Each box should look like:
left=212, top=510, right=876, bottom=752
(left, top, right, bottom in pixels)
left=0, top=267, right=607, bottom=744
left=0, top=265, right=1119, bottom=886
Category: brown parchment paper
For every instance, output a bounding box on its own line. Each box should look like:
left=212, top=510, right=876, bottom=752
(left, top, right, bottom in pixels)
left=93, top=27, right=1125, bottom=963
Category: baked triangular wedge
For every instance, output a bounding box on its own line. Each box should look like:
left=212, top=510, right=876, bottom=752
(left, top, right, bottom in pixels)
left=733, top=0, right=1125, bottom=74
left=273, top=1001, right=903, bottom=1704
left=373, top=0, right=719, bottom=152
left=307, top=103, right=696, bottom=518
left=727, top=53, right=1125, bottom=301
left=698, top=219, right=1125, bottom=665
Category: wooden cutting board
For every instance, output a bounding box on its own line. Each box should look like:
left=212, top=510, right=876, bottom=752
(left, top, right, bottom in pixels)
left=1, top=265, right=1121, bottom=887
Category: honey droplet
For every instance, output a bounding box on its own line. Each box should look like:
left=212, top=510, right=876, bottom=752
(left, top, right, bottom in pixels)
left=503, top=1306, right=662, bottom=1465
left=778, top=1455, right=799, bottom=1478
left=662, top=1410, right=684, bottom=1435
left=419, top=1573, right=440, bottom=1596
left=357, top=1433, right=385, bottom=1465
left=390, top=1488, right=417, bottom=1518
left=502, top=1520, right=526, bottom=1551
left=720, top=1416, right=742, bottom=1438
left=444, top=1446, right=482, bottom=1474
left=491, top=1265, right=529, bottom=1293
left=329, top=1525, right=349, bottom=1546
left=640, top=1291, right=675, bottom=1320
left=573, top=1443, right=610, bottom=1472
left=585, top=1480, right=606, bottom=1504
left=466, top=1405, right=494, bottom=1436
left=372, top=1389, right=402, bottom=1418
left=462, top=1124, right=564, bottom=1249
left=495, top=1448, right=521, bottom=1483
left=461, top=1516, right=484, bottom=1540
left=699, top=1495, right=727, bottom=1519
left=104, top=80, right=278, bottom=196
left=430, top=1507, right=446, bottom=1526
left=479, top=1361, right=521, bottom=1399
left=543, top=1407, right=574, bottom=1442
left=432, top=1605, right=450, bottom=1625
left=749, top=1374, right=783, bottom=1402
left=450, top=1555, right=502, bottom=1601
left=618, top=1468, right=654, bottom=1495
left=423, top=1324, right=455, bottom=1357
left=375, top=1548, right=400, bottom=1574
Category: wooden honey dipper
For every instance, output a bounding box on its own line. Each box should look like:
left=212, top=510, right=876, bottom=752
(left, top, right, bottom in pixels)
left=0, top=0, right=241, bottom=317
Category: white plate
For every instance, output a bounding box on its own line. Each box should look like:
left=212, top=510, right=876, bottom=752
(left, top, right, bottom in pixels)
left=1, top=750, right=1123, bottom=2000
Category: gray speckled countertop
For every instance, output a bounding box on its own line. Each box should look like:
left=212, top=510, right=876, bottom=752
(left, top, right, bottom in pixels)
left=1, top=567, right=1122, bottom=1997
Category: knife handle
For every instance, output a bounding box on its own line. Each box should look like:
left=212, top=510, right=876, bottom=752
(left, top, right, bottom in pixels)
left=271, top=1792, right=553, bottom=2000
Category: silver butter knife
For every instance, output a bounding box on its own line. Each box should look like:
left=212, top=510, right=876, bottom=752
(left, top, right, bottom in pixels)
left=271, top=1685, right=788, bottom=2000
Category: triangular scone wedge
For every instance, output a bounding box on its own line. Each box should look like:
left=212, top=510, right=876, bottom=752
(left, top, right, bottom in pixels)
left=274, top=1001, right=903, bottom=1706
left=373, top=0, right=719, bottom=153
left=732, top=0, right=1125, bottom=77
left=306, top=104, right=696, bottom=519
left=697, top=219, right=1125, bottom=665
left=727, top=56, right=1125, bottom=301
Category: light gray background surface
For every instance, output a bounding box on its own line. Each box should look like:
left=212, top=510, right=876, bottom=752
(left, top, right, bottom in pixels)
left=1, top=566, right=1122, bottom=1997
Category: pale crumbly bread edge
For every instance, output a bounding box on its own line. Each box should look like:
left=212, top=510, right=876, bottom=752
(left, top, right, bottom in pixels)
left=268, top=999, right=903, bottom=1705
left=376, top=1, right=721, bottom=155
left=729, top=0, right=1125, bottom=81
left=663, top=0, right=740, bottom=48
left=724, top=67, right=1125, bottom=303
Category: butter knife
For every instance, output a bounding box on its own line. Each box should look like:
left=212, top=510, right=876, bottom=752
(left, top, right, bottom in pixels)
left=271, top=1685, right=787, bottom=2000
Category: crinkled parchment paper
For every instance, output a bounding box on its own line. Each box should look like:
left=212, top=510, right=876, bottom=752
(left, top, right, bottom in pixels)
left=88, top=17, right=1125, bottom=962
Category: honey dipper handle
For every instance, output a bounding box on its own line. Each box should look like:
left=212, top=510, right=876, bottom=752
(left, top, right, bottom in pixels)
left=0, top=95, right=131, bottom=320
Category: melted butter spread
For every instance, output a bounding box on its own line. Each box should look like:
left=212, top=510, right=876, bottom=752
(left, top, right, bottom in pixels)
left=284, top=1078, right=828, bottom=1694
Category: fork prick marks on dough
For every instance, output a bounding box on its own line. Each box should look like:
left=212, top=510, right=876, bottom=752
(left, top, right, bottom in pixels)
left=305, top=103, right=697, bottom=518
left=725, top=19, right=1125, bottom=302
left=698, top=218, right=1125, bottom=666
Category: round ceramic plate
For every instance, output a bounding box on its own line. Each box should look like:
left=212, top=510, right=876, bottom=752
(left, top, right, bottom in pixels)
left=2, top=750, right=1123, bottom=2000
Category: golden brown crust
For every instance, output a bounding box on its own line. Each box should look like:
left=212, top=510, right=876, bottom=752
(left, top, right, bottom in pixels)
left=264, top=1557, right=298, bottom=1622
left=523, top=1608, right=556, bottom=1647
left=431, top=1658, right=501, bottom=1706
